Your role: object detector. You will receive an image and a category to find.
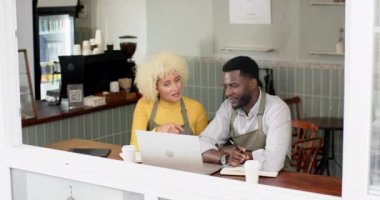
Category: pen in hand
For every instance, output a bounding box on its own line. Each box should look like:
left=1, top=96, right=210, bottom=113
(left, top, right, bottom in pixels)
left=229, top=139, right=251, bottom=163
left=229, top=139, right=246, bottom=153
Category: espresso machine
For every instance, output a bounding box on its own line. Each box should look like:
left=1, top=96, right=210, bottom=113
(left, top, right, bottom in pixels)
left=119, top=35, right=137, bottom=92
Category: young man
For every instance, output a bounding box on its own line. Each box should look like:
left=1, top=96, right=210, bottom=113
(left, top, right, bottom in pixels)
left=200, top=56, right=291, bottom=172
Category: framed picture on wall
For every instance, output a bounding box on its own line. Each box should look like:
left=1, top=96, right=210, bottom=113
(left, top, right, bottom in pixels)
left=18, top=49, right=37, bottom=120
left=67, top=84, right=84, bottom=109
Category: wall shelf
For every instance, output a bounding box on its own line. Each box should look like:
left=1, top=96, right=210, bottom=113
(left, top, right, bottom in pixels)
left=311, top=1, right=345, bottom=6
left=310, top=51, right=344, bottom=56
left=219, top=46, right=275, bottom=53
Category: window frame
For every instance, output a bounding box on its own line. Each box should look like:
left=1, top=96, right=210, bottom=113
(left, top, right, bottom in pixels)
left=341, top=0, right=376, bottom=199
left=1, top=0, right=378, bottom=199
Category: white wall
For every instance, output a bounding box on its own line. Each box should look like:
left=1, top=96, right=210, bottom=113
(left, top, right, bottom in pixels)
left=93, top=0, right=147, bottom=63
left=78, top=0, right=214, bottom=59
left=213, top=0, right=344, bottom=63
left=147, top=0, right=214, bottom=57
left=213, top=0, right=300, bottom=60
left=144, top=0, right=345, bottom=63
left=299, top=0, right=345, bottom=63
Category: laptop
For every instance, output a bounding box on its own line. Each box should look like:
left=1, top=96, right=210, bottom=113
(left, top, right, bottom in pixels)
left=136, top=130, right=222, bottom=175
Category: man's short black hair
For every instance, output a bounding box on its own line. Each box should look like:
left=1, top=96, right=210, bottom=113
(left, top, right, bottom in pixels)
left=222, top=56, right=259, bottom=80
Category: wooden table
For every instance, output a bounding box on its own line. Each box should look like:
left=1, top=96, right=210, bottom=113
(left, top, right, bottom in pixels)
left=213, top=171, right=341, bottom=196
left=303, top=117, right=344, bottom=176
left=45, top=138, right=123, bottom=160
left=46, top=139, right=342, bottom=197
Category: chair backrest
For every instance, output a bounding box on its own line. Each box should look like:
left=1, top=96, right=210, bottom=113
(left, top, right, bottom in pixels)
left=290, top=137, right=322, bottom=174
left=291, top=120, right=319, bottom=141
left=283, top=96, right=301, bottom=120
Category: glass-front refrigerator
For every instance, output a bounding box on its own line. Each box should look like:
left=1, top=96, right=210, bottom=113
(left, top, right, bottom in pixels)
left=39, top=14, right=74, bottom=64
left=35, top=0, right=80, bottom=100
left=38, top=14, right=74, bottom=100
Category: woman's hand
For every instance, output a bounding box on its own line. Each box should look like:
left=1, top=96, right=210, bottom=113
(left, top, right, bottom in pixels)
left=156, top=124, right=184, bottom=134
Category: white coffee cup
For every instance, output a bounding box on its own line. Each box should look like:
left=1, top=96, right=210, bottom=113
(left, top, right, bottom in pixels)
left=93, top=47, right=101, bottom=55
left=90, top=38, right=96, bottom=46
left=82, top=40, right=92, bottom=55
left=120, top=145, right=136, bottom=163
left=82, top=49, right=92, bottom=56
left=95, top=30, right=103, bottom=44
left=82, top=40, right=90, bottom=50
left=244, top=160, right=260, bottom=184
left=73, top=44, right=81, bottom=55
left=110, top=81, right=120, bottom=93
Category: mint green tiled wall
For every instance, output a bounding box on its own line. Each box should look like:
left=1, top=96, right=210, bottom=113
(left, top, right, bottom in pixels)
left=22, top=104, right=136, bottom=146
left=184, top=57, right=225, bottom=119
left=184, top=57, right=344, bottom=119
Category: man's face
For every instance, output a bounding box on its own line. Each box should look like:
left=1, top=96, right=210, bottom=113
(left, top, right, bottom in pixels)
left=223, top=70, right=256, bottom=109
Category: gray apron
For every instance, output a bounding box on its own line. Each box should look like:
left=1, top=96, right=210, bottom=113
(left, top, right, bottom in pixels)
left=147, top=98, right=193, bottom=135
left=230, top=88, right=267, bottom=151
left=230, top=88, right=290, bottom=169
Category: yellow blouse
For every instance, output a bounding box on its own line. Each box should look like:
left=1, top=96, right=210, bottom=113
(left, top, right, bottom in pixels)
left=130, top=96, right=208, bottom=150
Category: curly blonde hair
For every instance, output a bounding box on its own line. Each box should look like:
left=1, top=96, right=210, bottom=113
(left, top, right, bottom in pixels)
left=135, top=52, right=188, bottom=101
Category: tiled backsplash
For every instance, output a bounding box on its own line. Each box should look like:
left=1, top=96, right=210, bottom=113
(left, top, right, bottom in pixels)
left=184, top=57, right=344, bottom=120
left=22, top=56, right=344, bottom=176
left=23, top=104, right=135, bottom=146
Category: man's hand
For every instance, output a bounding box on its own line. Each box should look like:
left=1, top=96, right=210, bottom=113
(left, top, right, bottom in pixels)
left=226, top=146, right=253, bottom=167
left=202, top=147, right=253, bottom=166
left=156, top=124, right=184, bottom=134
left=218, top=145, right=235, bottom=155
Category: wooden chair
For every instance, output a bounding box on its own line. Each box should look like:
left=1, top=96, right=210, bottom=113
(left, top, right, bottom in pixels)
left=283, top=96, right=301, bottom=120
left=291, top=120, right=319, bottom=141
left=290, top=137, right=322, bottom=174
left=290, top=120, right=321, bottom=174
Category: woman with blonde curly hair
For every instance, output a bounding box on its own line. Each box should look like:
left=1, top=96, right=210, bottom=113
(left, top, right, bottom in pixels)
left=130, top=52, right=208, bottom=150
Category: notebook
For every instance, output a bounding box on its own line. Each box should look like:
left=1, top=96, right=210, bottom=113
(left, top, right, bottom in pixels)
left=220, top=165, right=278, bottom=177
left=136, top=130, right=222, bottom=175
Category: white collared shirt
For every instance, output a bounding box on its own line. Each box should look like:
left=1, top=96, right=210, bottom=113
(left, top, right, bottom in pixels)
left=199, top=91, right=291, bottom=172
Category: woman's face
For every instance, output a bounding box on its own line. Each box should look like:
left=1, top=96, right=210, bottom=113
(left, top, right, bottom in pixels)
left=156, top=72, right=183, bottom=103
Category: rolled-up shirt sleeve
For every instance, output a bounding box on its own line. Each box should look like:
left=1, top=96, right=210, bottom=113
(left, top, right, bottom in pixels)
left=200, top=101, right=231, bottom=153
left=251, top=102, right=291, bottom=172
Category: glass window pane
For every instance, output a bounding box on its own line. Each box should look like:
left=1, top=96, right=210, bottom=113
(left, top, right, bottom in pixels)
left=371, top=31, right=380, bottom=192
left=11, top=169, right=144, bottom=200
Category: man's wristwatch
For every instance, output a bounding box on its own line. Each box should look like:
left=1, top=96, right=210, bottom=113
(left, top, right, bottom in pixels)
left=220, top=154, right=228, bottom=165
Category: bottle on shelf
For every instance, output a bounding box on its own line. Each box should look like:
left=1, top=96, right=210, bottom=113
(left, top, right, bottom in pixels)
left=336, top=27, right=345, bottom=54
